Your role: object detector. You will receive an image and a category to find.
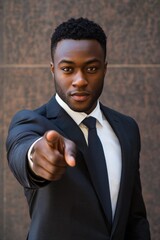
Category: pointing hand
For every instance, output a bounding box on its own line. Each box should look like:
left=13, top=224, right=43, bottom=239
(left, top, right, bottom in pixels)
left=30, top=130, right=76, bottom=181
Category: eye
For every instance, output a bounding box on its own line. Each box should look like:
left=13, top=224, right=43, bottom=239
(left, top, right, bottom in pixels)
left=86, top=66, right=97, bottom=73
left=61, top=67, right=73, bottom=73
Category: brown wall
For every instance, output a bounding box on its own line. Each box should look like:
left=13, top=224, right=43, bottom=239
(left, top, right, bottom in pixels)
left=0, top=0, right=160, bottom=239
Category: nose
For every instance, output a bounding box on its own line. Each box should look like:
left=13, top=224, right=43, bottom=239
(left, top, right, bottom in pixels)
left=72, top=70, right=88, bottom=88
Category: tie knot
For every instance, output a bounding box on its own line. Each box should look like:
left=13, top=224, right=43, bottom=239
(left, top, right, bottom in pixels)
left=82, top=116, right=96, bottom=129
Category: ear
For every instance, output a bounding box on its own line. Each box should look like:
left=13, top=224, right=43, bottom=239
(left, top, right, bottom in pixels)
left=50, top=62, right=54, bottom=76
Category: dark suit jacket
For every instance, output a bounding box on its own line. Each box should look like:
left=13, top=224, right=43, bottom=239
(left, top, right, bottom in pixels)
left=6, top=96, right=150, bottom=240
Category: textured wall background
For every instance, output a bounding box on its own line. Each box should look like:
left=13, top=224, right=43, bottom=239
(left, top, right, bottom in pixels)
left=0, top=0, right=160, bottom=239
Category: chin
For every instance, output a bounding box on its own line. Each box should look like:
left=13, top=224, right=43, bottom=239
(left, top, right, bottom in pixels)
left=67, top=99, right=96, bottom=114
left=69, top=105, right=93, bottom=114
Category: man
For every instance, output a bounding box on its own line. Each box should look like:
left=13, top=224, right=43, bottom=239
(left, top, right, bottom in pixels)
left=6, top=18, right=150, bottom=240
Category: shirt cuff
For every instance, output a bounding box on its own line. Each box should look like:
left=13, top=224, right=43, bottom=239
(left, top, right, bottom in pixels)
left=27, top=137, right=45, bottom=183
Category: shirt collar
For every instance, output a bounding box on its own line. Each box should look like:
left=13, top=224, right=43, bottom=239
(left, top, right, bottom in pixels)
left=55, top=94, right=103, bottom=126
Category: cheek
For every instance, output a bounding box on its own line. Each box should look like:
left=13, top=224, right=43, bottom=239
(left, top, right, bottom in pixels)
left=54, top=74, right=71, bottom=94
left=92, top=76, right=104, bottom=89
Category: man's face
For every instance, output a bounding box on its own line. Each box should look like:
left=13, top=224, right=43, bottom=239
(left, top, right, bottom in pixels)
left=51, top=39, right=107, bottom=114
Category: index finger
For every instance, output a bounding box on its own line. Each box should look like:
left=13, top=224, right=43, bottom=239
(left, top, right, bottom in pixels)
left=44, top=130, right=64, bottom=153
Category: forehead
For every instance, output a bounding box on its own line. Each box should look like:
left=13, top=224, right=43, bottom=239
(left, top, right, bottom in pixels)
left=53, top=39, right=105, bottom=62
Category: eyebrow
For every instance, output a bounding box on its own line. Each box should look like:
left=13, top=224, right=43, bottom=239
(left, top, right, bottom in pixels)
left=58, top=58, right=102, bottom=65
left=58, top=60, right=75, bottom=65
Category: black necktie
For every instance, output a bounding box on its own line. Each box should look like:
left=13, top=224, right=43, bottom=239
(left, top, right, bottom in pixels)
left=83, top=116, right=112, bottom=228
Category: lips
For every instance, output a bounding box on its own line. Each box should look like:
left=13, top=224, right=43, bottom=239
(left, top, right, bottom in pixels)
left=70, top=91, right=90, bottom=102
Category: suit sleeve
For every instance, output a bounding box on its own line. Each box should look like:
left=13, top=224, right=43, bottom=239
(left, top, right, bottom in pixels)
left=125, top=119, right=151, bottom=240
left=6, top=109, right=54, bottom=188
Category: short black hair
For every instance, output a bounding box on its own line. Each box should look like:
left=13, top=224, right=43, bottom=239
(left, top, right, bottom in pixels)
left=51, top=17, right=107, bottom=60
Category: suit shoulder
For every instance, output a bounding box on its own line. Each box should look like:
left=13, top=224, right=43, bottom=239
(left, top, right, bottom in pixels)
left=8, top=103, right=49, bottom=132
left=33, top=103, right=47, bottom=116
left=10, top=102, right=47, bottom=124
left=10, top=107, right=45, bottom=123
left=102, top=105, right=141, bottom=148
left=101, top=104, right=139, bottom=129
